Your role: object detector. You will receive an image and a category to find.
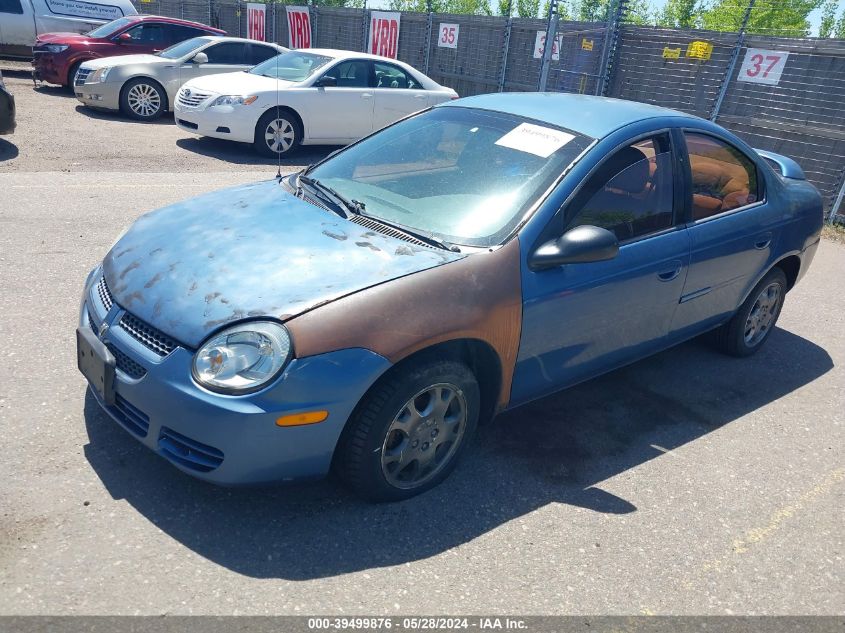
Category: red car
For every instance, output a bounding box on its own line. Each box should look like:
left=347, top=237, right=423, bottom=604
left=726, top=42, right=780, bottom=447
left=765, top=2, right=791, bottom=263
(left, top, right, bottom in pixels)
left=32, top=15, right=226, bottom=89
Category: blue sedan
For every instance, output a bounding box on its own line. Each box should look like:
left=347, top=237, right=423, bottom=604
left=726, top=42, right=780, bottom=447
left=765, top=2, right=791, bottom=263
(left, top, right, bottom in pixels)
left=77, top=93, right=823, bottom=501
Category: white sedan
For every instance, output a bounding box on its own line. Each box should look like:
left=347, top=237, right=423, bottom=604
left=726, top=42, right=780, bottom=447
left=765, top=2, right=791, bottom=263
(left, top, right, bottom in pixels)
left=174, top=48, right=458, bottom=156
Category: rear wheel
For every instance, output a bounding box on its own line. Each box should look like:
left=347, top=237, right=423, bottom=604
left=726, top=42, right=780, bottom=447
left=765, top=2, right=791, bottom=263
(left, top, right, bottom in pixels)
left=120, top=78, right=166, bottom=120
left=712, top=268, right=787, bottom=357
left=335, top=359, right=480, bottom=502
left=254, top=108, right=301, bottom=157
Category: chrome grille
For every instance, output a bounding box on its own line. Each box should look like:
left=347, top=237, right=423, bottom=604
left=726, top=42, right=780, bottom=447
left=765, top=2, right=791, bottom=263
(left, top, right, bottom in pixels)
left=177, top=88, right=211, bottom=108
left=96, top=276, right=113, bottom=312
left=118, top=312, right=179, bottom=357
left=75, top=67, right=94, bottom=86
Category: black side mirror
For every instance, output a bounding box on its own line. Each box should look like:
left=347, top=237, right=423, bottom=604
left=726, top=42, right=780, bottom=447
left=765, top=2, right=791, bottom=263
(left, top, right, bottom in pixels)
left=315, top=75, right=337, bottom=88
left=529, top=225, right=619, bottom=271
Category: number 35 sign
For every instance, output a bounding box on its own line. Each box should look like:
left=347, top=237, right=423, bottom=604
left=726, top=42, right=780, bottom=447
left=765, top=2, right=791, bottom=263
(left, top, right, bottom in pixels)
left=738, top=48, right=790, bottom=85
left=438, top=23, right=459, bottom=49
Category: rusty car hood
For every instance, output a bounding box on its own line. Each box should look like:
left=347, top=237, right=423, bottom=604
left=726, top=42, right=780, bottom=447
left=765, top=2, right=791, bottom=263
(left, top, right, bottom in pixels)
left=103, top=180, right=464, bottom=348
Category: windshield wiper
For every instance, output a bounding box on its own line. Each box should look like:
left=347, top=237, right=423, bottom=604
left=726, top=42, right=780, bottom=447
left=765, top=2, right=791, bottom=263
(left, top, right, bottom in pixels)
left=357, top=208, right=461, bottom=253
left=297, top=175, right=460, bottom=252
left=297, top=174, right=359, bottom=219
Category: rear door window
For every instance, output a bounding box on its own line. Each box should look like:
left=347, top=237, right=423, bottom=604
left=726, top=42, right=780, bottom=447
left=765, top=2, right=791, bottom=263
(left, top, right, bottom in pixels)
left=684, top=132, right=760, bottom=221
left=246, top=44, right=278, bottom=65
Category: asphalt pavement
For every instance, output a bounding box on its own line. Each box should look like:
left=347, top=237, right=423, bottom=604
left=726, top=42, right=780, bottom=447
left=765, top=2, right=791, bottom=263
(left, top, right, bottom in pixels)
left=0, top=67, right=843, bottom=615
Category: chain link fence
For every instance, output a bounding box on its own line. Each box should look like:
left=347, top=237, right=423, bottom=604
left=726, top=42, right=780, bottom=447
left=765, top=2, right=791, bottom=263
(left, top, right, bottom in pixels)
left=130, top=0, right=845, bottom=221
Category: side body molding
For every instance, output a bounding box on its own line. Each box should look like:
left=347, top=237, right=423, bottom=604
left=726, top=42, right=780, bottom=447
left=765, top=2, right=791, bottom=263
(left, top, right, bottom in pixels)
left=286, top=239, right=523, bottom=409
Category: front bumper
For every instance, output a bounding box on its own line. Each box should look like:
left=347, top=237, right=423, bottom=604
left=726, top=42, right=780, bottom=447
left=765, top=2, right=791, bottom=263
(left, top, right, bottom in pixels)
left=75, top=80, right=121, bottom=111
left=32, top=53, right=65, bottom=85
left=174, top=101, right=257, bottom=144
left=79, top=273, right=391, bottom=485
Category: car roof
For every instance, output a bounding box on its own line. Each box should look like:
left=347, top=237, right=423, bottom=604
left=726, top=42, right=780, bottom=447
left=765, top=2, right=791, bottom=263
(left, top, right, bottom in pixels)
left=197, top=35, right=285, bottom=47
left=442, top=93, right=697, bottom=139
left=125, top=14, right=226, bottom=34
left=304, top=48, right=416, bottom=64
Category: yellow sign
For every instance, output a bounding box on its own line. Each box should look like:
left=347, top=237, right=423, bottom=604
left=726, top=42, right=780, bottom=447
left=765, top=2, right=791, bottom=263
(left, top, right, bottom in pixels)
left=581, top=38, right=594, bottom=51
left=662, top=47, right=681, bottom=59
left=687, top=40, right=713, bottom=60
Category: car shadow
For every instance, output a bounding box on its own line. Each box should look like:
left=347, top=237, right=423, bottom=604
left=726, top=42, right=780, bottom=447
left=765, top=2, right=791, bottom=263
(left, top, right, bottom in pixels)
left=0, top=138, right=18, bottom=161
left=74, top=104, right=175, bottom=125
left=176, top=136, right=341, bottom=167
left=33, top=83, right=77, bottom=99
left=83, top=327, right=832, bottom=580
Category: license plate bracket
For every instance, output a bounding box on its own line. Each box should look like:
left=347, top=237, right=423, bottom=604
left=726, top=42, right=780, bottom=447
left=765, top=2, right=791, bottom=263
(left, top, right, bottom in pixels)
left=76, top=326, right=116, bottom=406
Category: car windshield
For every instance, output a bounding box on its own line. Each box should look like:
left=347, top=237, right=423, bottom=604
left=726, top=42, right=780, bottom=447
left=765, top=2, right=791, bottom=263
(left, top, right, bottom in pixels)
left=308, top=107, right=594, bottom=247
left=158, top=37, right=212, bottom=59
left=86, top=17, right=135, bottom=38
left=250, top=51, right=333, bottom=82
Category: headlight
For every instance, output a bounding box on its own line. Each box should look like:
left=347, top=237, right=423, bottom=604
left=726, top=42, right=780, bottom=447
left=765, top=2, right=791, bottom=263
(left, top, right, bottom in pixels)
left=211, top=95, right=257, bottom=107
left=90, top=66, right=112, bottom=83
left=44, top=44, right=69, bottom=53
left=193, top=321, right=292, bottom=394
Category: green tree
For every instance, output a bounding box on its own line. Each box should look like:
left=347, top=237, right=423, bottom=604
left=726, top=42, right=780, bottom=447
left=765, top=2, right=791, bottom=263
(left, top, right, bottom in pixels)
left=819, top=0, right=840, bottom=36
left=656, top=0, right=701, bottom=28
left=517, top=0, right=540, bottom=18
left=572, top=0, right=609, bottom=21
left=624, top=0, right=654, bottom=24
left=700, top=0, right=824, bottom=37
left=836, top=8, right=845, bottom=36
left=498, top=0, right=513, bottom=16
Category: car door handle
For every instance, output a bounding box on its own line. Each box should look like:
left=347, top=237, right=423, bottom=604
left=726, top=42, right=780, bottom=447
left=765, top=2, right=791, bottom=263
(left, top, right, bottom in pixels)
left=414, top=94, right=426, bottom=99
left=755, top=232, right=773, bottom=249
left=657, top=261, right=683, bottom=282
left=362, top=93, right=373, bottom=99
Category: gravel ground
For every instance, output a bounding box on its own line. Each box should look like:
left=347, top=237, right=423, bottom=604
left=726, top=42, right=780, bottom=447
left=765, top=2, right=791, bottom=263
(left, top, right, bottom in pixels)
left=0, top=67, right=843, bottom=616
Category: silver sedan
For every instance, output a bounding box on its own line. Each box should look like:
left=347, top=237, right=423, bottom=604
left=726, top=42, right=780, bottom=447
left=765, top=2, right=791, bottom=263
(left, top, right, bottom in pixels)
left=75, top=36, right=287, bottom=120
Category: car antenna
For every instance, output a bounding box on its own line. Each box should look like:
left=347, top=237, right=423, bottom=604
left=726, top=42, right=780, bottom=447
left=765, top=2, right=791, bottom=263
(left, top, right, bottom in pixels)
left=275, top=44, right=282, bottom=182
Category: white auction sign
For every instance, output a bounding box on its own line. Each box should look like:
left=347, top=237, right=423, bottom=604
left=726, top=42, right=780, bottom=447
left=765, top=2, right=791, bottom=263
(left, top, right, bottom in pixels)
left=246, top=3, right=266, bottom=41
left=437, top=23, right=459, bottom=49
left=533, top=30, right=561, bottom=61
left=286, top=6, right=311, bottom=48
left=737, top=48, right=790, bottom=85
left=368, top=11, right=400, bottom=59
left=45, top=0, right=124, bottom=20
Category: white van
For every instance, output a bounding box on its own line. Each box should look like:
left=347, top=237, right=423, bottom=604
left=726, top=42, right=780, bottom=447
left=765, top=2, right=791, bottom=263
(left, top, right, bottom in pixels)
left=0, top=0, right=138, bottom=57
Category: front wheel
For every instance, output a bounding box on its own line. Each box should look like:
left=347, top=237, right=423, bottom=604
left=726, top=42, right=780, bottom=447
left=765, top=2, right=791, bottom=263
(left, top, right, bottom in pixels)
left=120, top=78, right=166, bottom=121
left=254, top=108, right=301, bottom=157
left=335, top=359, right=480, bottom=502
left=712, top=267, right=787, bottom=357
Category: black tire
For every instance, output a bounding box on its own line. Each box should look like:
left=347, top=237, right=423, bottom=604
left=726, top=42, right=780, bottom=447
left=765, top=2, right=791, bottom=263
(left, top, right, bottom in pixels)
left=712, top=267, right=788, bottom=357
left=119, top=78, right=166, bottom=121
left=335, top=359, right=480, bottom=502
left=66, top=61, right=83, bottom=92
left=254, top=107, right=301, bottom=157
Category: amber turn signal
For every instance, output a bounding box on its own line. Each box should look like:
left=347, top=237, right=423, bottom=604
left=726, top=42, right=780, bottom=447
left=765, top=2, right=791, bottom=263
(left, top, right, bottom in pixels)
left=276, top=410, right=329, bottom=427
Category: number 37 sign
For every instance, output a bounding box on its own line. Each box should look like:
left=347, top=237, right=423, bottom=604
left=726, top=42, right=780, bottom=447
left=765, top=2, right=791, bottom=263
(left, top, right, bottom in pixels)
left=738, top=48, right=790, bottom=85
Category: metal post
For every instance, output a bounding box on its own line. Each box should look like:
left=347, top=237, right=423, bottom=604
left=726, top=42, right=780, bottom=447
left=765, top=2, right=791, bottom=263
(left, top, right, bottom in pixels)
left=497, top=17, right=513, bottom=92
left=710, top=0, right=755, bottom=121
left=424, top=11, right=433, bottom=75
left=537, top=0, right=559, bottom=91
left=208, top=0, right=212, bottom=30
left=596, top=0, right=627, bottom=97
left=362, top=5, right=370, bottom=53
left=830, top=171, right=845, bottom=223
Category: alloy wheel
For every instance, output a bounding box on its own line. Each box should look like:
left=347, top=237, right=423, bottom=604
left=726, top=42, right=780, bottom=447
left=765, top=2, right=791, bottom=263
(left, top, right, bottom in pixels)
left=380, top=383, right=468, bottom=490
left=127, top=83, right=161, bottom=118
left=743, top=282, right=781, bottom=347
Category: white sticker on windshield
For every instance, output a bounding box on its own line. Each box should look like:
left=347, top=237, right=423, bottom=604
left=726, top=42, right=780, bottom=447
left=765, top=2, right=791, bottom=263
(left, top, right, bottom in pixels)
left=494, top=123, right=575, bottom=158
